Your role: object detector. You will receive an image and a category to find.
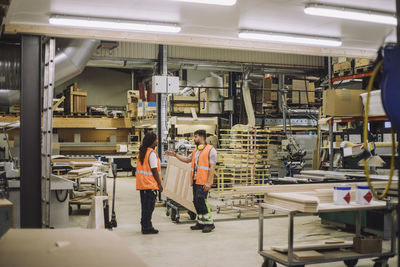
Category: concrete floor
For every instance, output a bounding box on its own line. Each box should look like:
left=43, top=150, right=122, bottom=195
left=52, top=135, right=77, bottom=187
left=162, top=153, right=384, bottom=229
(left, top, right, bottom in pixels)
left=69, top=176, right=397, bottom=267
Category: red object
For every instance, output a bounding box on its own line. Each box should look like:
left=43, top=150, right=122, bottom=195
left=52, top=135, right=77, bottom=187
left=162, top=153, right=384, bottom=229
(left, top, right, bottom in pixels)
left=330, top=71, right=373, bottom=85
left=147, top=83, right=156, bottom=102
left=344, top=192, right=351, bottom=203
left=138, top=82, right=145, bottom=100
left=364, top=191, right=373, bottom=203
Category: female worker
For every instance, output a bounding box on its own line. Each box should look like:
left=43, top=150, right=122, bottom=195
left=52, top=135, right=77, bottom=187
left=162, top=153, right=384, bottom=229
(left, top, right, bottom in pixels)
left=136, top=132, right=163, bottom=234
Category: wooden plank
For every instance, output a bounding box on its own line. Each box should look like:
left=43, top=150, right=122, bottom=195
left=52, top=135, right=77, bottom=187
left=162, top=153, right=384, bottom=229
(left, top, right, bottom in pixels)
left=67, top=167, right=94, bottom=178
left=271, top=241, right=353, bottom=253
left=0, top=229, right=147, bottom=267
left=294, top=250, right=324, bottom=261
left=162, top=156, right=196, bottom=213
left=233, top=181, right=397, bottom=194
left=53, top=96, right=65, bottom=110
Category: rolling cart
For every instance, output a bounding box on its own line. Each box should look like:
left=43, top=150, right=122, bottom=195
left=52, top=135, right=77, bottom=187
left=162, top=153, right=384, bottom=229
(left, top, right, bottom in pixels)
left=258, top=201, right=396, bottom=267
left=165, top=198, right=196, bottom=223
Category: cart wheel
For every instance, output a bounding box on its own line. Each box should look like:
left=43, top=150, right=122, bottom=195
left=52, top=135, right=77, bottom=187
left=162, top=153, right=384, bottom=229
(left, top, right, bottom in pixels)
left=69, top=205, right=72, bottom=215
left=166, top=208, right=170, bottom=217
left=188, top=211, right=197, bottom=220
left=344, top=259, right=358, bottom=267
left=261, top=259, right=276, bottom=267
left=175, top=217, right=180, bottom=223
left=171, top=209, right=177, bottom=221
left=373, top=263, right=388, bottom=267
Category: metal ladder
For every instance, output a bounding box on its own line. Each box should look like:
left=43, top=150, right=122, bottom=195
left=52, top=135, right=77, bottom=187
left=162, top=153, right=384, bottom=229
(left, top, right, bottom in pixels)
left=41, top=38, right=55, bottom=228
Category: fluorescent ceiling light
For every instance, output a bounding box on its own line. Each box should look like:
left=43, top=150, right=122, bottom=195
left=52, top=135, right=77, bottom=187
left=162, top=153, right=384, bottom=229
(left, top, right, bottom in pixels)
left=238, top=30, right=342, bottom=47
left=304, top=4, right=397, bottom=26
left=176, top=0, right=236, bottom=6
left=49, top=15, right=181, bottom=33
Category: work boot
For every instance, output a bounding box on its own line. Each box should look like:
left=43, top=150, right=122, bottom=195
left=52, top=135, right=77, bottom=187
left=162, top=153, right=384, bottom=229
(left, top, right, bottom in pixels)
left=190, top=223, right=204, bottom=230
left=142, top=228, right=159, bottom=234
left=202, top=224, right=215, bottom=233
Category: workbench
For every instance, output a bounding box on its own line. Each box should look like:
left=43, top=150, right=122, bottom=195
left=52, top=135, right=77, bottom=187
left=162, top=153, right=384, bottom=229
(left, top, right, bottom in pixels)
left=258, top=201, right=396, bottom=267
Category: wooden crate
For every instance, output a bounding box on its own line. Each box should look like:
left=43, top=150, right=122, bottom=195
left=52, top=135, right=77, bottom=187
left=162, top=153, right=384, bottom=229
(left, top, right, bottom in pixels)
left=64, top=83, right=87, bottom=115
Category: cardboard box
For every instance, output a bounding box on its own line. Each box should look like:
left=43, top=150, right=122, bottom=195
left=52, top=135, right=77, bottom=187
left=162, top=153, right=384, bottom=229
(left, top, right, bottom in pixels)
left=263, top=79, right=278, bottom=102
left=323, top=89, right=364, bottom=117
left=353, top=236, right=382, bottom=254
left=292, top=80, right=315, bottom=104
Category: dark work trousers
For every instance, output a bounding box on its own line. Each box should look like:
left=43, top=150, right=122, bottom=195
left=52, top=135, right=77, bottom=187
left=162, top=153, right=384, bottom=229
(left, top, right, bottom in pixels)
left=193, top=184, right=209, bottom=215
left=140, top=190, right=157, bottom=230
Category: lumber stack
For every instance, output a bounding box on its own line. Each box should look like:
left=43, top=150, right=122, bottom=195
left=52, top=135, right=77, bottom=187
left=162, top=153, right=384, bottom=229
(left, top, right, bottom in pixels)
left=67, top=167, right=94, bottom=178
left=216, top=128, right=282, bottom=195
left=266, top=192, right=319, bottom=213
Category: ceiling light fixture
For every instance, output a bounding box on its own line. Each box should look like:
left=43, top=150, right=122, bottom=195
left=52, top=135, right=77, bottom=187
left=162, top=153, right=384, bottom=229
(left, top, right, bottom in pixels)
left=238, top=30, right=342, bottom=47
left=176, top=0, right=236, bottom=6
left=49, top=15, right=181, bottom=33
left=304, top=4, right=397, bottom=26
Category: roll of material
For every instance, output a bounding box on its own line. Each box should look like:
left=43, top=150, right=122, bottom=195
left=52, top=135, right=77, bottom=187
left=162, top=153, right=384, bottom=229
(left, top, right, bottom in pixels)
left=356, top=184, right=372, bottom=205
left=333, top=184, right=351, bottom=205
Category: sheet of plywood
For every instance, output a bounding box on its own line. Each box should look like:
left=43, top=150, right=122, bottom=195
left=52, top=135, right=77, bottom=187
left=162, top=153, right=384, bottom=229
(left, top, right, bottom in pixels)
left=162, top=156, right=196, bottom=213
left=271, top=241, right=353, bottom=253
left=67, top=167, right=94, bottom=178
left=294, top=250, right=324, bottom=261
left=233, top=181, right=397, bottom=194
left=266, top=192, right=319, bottom=213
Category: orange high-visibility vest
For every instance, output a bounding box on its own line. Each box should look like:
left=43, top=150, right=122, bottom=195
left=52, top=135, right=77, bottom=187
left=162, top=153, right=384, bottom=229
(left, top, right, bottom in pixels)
left=136, top=148, right=161, bottom=190
left=190, top=144, right=214, bottom=186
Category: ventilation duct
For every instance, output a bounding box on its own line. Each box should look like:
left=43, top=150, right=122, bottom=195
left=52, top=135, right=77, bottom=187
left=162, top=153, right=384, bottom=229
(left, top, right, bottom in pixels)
left=55, top=39, right=99, bottom=87
left=0, top=39, right=99, bottom=106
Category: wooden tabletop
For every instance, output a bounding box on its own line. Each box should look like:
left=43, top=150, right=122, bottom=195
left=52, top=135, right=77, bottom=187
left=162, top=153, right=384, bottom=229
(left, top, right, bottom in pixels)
left=0, top=229, right=147, bottom=267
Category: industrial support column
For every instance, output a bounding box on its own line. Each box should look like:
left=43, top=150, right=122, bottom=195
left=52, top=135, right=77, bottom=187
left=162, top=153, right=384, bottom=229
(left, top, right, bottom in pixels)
left=396, top=1, right=400, bottom=265
left=20, top=35, right=42, bottom=228
left=278, top=74, right=286, bottom=134
left=157, top=44, right=168, bottom=164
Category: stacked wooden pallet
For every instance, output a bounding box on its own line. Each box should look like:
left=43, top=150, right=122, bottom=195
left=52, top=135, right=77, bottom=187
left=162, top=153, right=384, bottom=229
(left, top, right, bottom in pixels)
left=333, top=61, right=352, bottom=77
left=216, top=128, right=283, bottom=195
left=64, top=83, right=87, bottom=115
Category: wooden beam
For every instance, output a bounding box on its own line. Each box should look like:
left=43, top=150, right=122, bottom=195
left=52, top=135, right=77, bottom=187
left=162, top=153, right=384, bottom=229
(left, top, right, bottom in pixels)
left=4, top=24, right=376, bottom=59
left=0, top=115, right=132, bottom=129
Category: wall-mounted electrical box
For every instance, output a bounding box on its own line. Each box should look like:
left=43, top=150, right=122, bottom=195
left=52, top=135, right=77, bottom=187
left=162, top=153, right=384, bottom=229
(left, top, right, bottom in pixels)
left=152, top=76, right=179, bottom=94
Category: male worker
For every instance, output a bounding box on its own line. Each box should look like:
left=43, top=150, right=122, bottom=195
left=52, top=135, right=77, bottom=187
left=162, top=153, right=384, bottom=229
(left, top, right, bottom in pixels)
left=166, top=129, right=217, bottom=233
left=136, top=132, right=163, bottom=234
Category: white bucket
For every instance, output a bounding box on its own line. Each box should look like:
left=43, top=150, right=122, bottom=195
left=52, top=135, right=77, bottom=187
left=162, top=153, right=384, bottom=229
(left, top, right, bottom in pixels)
left=356, top=184, right=372, bottom=205
left=334, top=185, right=351, bottom=205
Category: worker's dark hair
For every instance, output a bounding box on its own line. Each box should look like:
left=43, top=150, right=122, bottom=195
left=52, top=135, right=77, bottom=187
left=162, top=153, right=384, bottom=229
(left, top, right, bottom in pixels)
left=194, top=129, right=207, bottom=139
left=139, top=132, right=157, bottom=165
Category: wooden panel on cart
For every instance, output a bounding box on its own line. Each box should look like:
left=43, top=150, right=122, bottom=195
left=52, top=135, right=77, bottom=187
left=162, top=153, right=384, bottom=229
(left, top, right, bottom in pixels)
left=162, top=156, right=196, bottom=213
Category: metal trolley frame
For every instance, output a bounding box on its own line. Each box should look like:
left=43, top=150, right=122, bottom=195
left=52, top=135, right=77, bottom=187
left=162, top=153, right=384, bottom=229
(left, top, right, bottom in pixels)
left=258, top=202, right=396, bottom=267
